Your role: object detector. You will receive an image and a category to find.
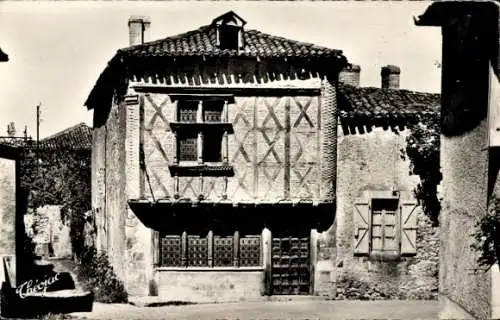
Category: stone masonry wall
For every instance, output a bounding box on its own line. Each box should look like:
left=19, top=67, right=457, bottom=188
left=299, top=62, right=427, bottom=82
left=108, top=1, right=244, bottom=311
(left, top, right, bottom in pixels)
left=156, top=271, right=263, bottom=303
left=440, top=119, right=491, bottom=320
left=321, top=127, right=439, bottom=300
left=0, top=158, right=16, bottom=256
left=124, top=91, right=153, bottom=296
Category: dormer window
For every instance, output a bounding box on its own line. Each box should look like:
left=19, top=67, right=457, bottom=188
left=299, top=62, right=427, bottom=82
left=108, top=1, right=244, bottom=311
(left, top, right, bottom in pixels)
left=212, top=11, right=246, bottom=51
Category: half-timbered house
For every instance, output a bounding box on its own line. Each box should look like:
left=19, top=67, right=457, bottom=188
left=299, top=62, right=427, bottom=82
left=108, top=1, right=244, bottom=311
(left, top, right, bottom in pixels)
left=85, top=12, right=441, bottom=301
left=86, top=12, right=345, bottom=299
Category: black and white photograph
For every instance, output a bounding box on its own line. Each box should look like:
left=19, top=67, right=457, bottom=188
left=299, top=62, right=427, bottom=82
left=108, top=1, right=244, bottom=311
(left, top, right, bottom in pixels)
left=0, top=0, right=499, bottom=319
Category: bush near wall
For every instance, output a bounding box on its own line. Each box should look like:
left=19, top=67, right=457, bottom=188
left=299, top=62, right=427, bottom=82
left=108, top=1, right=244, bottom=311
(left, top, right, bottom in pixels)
left=472, top=196, right=500, bottom=270
left=75, top=246, right=128, bottom=304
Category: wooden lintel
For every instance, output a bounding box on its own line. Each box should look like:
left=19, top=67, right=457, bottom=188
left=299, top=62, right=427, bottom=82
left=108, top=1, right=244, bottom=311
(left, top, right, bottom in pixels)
left=131, top=85, right=321, bottom=97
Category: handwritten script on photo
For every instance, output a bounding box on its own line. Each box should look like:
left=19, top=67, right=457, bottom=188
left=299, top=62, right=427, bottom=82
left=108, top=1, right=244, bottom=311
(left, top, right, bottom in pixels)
left=15, top=273, right=60, bottom=299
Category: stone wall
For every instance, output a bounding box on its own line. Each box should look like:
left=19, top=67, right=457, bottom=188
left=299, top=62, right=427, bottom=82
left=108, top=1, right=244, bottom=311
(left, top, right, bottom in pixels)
left=156, top=270, right=263, bottom=303
left=0, top=158, right=16, bottom=256
left=319, top=127, right=439, bottom=300
left=335, top=209, right=438, bottom=300
left=24, top=205, right=71, bottom=258
left=439, top=119, right=491, bottom=320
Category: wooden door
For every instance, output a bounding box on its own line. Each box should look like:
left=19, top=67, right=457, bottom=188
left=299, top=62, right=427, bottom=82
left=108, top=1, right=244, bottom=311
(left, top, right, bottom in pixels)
left=271, top=236, right=311, bottom=295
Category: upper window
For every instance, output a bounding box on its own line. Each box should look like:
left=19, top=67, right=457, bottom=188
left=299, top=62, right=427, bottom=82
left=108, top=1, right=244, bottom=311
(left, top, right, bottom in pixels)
left=178, top=133, right=198, bottom=162
left=353, top=194, right=418, bottom=260
left=178, top=100, right=198, bottom=123
left=174, top=99, right=226, bottom=164
left=218, top=25, right=241, bottom=50
left=212, top=11, right=246, bottom=51
left=169, top=95, right=235, bottom=177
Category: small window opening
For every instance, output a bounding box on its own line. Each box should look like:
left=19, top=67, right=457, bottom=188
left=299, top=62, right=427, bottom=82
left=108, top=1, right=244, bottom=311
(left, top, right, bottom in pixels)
left=203, top=132, right=223, bottom=162
left=218, top=25, right=241, bottom=50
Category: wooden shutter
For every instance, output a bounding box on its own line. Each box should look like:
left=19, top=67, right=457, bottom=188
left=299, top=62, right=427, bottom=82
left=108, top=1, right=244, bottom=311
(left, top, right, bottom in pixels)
left=400, top=201, right=418, bottom=256
left=353, top=199, right=370, bottom=255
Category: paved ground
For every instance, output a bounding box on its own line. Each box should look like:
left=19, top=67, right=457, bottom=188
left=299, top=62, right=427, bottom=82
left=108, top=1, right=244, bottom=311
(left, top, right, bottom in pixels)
left=70, top=300, right=440, bottom=320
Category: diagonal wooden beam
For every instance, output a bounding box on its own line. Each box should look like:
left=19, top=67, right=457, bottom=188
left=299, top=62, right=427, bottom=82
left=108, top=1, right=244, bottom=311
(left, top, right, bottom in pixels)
left=232, top=129, right=252, bottom=163
left=293, top=97, right=314, bottom=128
left=146, top=94, right=170, bottom=129
left=262, top=98, right=283, bottom=130
left=259, top=130, right=281, bottom=164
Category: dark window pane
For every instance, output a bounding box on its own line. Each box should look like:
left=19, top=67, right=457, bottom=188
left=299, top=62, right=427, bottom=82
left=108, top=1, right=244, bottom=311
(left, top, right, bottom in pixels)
left=219, top=25, right=240, bottom=50
left=187, top=235, right=208, bottom=267
left=240, top=235, right=261, bottom=266
left=178, top=100, right=198, bottom=122
left=160, top=235, right=182, bottom=267
left=178, top=134, right=198, bottom=161
left=214, top=236, right=234, bottom=267
left=203, top=133, right=222, bottom=162
left=203, top=100, right=224, bottom=122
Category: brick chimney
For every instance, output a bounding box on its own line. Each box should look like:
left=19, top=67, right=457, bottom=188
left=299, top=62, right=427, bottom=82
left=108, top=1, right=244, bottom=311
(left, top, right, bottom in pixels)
left=339, top=64, right=361, bottom=87
left=128, top=16, right=151, bottom=46
left=381, top=65, right=400, bottom=89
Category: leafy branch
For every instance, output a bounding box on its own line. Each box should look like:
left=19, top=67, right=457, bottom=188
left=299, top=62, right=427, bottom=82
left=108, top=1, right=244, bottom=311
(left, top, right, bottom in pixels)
left=401, top=114, right=442, bottom=226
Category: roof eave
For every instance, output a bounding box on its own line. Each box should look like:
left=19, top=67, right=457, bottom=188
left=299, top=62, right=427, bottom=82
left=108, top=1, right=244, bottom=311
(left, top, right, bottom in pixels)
left=415, top=0, right=499, bottom=27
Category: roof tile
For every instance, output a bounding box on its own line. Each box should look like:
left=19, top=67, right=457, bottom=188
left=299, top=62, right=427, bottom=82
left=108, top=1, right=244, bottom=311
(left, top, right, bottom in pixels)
left=119, top=26, right=343, bottom=59
left=39, top=123, right=92, bottom=150
left=338, top=84, right=440, bottom=131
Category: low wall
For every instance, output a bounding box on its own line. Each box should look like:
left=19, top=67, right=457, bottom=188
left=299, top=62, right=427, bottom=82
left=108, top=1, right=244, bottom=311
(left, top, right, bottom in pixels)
left=156, top=269, right=264, bottom=303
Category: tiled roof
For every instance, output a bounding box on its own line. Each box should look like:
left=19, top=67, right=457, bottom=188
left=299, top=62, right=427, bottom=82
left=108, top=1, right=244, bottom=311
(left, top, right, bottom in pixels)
left=338, top=84, right=440, bottom=133
left=0, top=47, right=8, bottom=62
left=0, top=137, right=30, bottom=148
left=39, top=123, right=92, bottom=150
left=120, top=25, right=343, bottom=59
left=85, top=12, right=348, bottom=110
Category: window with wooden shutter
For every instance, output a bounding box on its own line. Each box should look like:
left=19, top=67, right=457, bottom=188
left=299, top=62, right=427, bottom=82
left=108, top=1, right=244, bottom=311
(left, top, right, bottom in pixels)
left=353, top=199, right=370, bottom=256
left=400, top=201, right=418, bottom=256
left=353, top=194, right=419, bottom=259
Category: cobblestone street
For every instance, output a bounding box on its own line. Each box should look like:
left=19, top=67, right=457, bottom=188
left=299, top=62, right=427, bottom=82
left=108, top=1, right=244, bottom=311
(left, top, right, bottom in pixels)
left=70, top=300, right=440, bottom=320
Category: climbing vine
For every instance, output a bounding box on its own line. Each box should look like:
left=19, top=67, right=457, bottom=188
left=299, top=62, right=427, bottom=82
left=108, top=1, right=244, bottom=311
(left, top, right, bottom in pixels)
left=401, top=114, right=441, bottom=226
left=471, top=197, right=500, bottom=270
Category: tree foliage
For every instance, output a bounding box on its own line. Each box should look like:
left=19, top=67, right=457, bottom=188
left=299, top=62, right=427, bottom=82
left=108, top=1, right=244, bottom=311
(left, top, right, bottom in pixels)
left=401, top=115, right=442, bottom=226
left=77, top=246, right=128, bottom=303
left=19, top=146, right=91, bottom=259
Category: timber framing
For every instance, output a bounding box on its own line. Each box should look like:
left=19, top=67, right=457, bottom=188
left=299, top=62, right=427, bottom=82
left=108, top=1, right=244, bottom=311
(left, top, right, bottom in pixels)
left=127, top=199, right=335, bottom=232
left=132, top=85, right=322, bottom=97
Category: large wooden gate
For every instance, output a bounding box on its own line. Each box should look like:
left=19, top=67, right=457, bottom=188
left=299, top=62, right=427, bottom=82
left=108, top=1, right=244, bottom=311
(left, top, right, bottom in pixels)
left=271, top=236, right=311, bottom=295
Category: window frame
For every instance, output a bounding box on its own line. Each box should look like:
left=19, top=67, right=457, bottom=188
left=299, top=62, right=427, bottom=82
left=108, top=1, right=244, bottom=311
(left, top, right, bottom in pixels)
left=173, top=97, right=228, bottom=166
left=157, top=231, right=263, bottom=270
left=368, top=197, right=401, bottom=260
left=353, top=191, right=418, bottom=260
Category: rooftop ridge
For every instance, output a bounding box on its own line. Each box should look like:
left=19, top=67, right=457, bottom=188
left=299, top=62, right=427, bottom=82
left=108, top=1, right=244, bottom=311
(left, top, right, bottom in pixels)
left=41, top=122, right=90, bottom=141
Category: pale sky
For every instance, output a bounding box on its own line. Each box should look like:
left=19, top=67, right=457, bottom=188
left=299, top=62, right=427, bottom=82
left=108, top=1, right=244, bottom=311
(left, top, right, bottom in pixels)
left=0, top=1, right=441, bottom=138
